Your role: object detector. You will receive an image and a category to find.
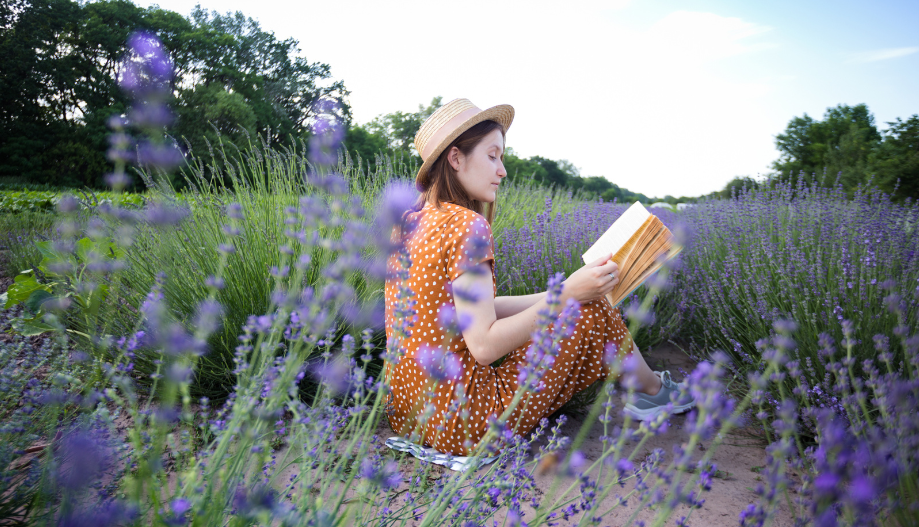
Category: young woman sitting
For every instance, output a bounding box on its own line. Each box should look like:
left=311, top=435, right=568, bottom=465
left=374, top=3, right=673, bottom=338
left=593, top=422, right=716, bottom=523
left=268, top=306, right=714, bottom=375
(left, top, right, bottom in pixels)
left=383, top=98, right=695, bottom=456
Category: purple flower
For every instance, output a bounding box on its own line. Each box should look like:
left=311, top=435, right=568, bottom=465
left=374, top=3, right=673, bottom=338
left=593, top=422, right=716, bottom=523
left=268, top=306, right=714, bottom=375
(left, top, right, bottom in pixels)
left=437, top=303, right=472, bottom=335
left=171, top=498, right=191, bottom=516
left=226, top=202, right=244, bottom=219
left=232, top=484, right=278, bottom=518
left=136, top=140, right=184, bottom=170
left=309, top=101, right=345, bottom=167
left=58, top=500, right=138, bottom=527
left=205, top=275, right=225, bottom=289
left=126, top=31, right=173, bottom=79
left=566, top=450, right=587, bottom=476
left=56, top=429, right=112, bottom=491
left=310, top=357, right=352, bottom=395
left=104, top=171, right=132, bottom=190
left=165, top=363, right=194, bottom=384
left=128, top=103, right=174, bottom=128
left=359, top=458, right=402, bottom=491
left=57, top=195, right=80, bottom=213
left=143, top=202, right=190, bottom=226
left=415, top=345, right=463, bottom=382
left=194, top=300, right=224, bottom=336
left=374, top=181, right=418, bottom=252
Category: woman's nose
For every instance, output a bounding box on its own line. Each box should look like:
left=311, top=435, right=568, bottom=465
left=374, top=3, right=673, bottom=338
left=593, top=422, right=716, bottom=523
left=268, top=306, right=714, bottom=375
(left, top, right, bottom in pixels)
left=497, top=161, right=507, bottom=178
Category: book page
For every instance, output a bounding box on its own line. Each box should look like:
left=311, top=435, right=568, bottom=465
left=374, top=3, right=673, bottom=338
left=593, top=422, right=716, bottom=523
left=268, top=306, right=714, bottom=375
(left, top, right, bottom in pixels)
left=582, top=201, right=651, bottom=264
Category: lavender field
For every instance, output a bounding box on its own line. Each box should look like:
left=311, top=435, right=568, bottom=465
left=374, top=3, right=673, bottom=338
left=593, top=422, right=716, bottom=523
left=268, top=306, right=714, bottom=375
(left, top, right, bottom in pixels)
left=1, top=33, right=918, bottom=527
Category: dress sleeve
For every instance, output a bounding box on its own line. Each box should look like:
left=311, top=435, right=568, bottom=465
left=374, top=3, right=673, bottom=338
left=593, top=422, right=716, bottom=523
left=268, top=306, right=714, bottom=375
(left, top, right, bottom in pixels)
left=443, top=210, right=495, bottom=282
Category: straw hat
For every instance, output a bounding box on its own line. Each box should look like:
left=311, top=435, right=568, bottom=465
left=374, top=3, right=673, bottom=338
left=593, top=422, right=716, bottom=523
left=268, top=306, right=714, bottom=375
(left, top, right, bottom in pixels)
left=414, top=98, right=514, bottom=191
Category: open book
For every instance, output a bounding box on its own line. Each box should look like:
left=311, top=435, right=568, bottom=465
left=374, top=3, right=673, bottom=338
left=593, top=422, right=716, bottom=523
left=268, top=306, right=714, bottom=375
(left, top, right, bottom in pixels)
left=581, top=201, right=683, bottom=308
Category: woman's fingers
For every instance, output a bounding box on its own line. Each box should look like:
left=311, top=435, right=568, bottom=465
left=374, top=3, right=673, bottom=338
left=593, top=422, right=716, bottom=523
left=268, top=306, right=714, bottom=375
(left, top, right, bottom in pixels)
left=598, top=260, right=619, bottom=276
left=604, top=274, right=619, bottom=293
left=589, top=254, right=612, bottom=267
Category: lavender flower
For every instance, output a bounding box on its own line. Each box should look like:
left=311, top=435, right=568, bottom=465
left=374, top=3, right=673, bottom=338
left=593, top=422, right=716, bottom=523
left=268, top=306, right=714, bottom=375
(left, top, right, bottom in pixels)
left=415, top=345, right=463, bottom=382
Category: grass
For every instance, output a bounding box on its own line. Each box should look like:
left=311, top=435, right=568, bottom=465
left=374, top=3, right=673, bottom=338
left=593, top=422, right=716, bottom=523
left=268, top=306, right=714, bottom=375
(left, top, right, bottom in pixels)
left=0, top=211, right=57, bottom=276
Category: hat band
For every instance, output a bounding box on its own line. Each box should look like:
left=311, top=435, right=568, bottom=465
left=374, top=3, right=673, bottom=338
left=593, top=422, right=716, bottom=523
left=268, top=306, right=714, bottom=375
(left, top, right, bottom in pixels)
left=420, top=106, right=482, bottom=161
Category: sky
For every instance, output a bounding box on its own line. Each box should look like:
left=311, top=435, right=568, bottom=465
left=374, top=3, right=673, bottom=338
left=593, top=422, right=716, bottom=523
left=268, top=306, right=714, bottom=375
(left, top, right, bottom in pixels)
left=134, top=0, right=918, bottom=198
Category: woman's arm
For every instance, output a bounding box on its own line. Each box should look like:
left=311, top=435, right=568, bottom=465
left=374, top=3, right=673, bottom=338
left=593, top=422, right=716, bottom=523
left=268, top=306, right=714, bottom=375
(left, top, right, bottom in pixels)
left=494, top=293, right=547, bottom=319
left=453, top=255, right=621, bottom=366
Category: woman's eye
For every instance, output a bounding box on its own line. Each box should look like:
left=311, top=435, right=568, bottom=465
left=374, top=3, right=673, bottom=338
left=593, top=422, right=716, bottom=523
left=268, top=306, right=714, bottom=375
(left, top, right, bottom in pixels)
left=489, top=155, right=496, bottom=160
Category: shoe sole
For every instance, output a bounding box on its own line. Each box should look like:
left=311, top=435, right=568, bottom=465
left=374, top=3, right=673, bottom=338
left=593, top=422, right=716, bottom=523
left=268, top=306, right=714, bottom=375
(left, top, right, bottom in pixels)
left=623, top=401, right=696, bottom=422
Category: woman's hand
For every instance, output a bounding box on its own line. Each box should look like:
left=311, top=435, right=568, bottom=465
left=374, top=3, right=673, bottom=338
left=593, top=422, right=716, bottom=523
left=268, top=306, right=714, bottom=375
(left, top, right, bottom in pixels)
left=560, top=254, right=619, bottom=305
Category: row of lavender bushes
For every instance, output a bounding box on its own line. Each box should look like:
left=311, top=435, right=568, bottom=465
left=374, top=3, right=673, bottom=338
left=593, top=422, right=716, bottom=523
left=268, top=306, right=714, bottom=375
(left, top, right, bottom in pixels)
left=0, top=31, right=916, bottom=526
left=496, top=179, right=919, bottom=416
left=493, top=182, right=919, bottom=525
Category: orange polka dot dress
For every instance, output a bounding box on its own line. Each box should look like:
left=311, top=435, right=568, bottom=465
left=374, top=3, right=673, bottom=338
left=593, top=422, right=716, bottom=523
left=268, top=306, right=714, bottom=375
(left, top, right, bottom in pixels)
left=383, top=201, right=633, bottom=456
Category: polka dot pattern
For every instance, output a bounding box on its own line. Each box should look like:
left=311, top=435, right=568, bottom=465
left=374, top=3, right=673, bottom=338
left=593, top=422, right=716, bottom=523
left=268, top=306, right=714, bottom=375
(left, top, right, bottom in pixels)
left=383, top=202, right=633, bottom=456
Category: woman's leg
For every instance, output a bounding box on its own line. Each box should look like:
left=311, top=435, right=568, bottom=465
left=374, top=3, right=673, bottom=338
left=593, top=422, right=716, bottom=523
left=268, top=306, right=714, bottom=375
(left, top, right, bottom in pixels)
left=626, top=341, right=664, bottom=396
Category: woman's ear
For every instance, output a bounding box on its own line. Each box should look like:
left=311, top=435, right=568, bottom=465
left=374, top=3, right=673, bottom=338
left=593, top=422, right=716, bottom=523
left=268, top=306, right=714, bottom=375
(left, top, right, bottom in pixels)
left=446, top=146, right=463, bottom=171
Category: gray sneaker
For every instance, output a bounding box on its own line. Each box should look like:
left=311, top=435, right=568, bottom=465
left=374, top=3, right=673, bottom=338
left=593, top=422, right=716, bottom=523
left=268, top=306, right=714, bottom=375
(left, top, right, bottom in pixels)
left=623, top=370, right=696, bottom=421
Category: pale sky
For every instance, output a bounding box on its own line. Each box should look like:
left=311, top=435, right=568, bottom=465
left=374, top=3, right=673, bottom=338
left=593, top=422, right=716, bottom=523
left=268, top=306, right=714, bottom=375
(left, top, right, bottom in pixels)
left=135, top=0, right=918, bottom=198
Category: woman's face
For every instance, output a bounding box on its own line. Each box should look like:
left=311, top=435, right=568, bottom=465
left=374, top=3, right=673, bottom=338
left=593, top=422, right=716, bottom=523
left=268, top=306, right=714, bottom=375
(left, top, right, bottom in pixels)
left=449, top=128, right=507, bottom=203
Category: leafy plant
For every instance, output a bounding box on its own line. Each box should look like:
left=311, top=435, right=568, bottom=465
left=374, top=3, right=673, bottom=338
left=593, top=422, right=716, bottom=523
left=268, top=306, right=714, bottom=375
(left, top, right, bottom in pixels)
left=2, top=237, right=124, bottom=339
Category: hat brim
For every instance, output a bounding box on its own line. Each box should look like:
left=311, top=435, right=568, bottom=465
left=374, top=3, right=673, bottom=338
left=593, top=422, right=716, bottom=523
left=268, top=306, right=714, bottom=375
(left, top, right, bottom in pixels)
left=415, top=104, right=515, bottom=191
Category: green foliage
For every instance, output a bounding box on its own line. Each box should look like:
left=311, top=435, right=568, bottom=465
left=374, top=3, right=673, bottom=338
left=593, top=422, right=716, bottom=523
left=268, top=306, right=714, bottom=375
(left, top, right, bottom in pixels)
left=344, top=124, right=393, bottom=171
left=773, top=104, right=881, bottom=186
left=363, top=96, right=442, bottom=156
left=717, top=176, right=760, bottom=199
left=174, top=7, right=350, bottom=153
left=869, top=115, right=919, bottom=200
left=343, top=97, right=443, bottom=171
left=0, top=0, right=349, bottom=188
left=2, top=237, right=124, bottom=339
left=0, top=339, right=88, bottom=525
left=599, top=184, right=651, bottom=204
left=769, top=103, right=919, bottom=200
left=0, top=190, right=145, bottom=213
left=104, top=138, right=413, bottom=396
left=173, top=84, right=257, bottom=159
left=0, top=211, right=54, bottom=276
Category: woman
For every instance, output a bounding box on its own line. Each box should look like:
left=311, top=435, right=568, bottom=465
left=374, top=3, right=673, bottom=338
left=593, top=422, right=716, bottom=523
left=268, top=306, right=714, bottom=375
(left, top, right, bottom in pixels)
left=383, top=98, right=694, bottom=457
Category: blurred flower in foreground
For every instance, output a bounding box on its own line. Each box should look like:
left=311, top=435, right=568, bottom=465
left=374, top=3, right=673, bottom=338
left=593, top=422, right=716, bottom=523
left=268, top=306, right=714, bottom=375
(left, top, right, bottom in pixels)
left=415, top=345, right=463, bottom=382
left=110, top=30, right=184, bottom=178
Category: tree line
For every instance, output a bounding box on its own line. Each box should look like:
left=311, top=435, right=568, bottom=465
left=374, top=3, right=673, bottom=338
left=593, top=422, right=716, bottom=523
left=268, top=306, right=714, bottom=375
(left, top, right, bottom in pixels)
left=0, top=0, right=655, bottom=201
left=0, top=0, right=348, bottom=188
left=344, top=97, right=653, bottom=203
left=3, top=1, right=914, bottom=202
left=766, top=104, right=918, bottom=200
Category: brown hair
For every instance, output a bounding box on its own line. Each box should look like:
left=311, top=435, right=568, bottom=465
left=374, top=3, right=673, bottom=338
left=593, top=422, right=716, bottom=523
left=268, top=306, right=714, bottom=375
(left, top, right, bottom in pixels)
left=417, top=120, right=505, bottom=224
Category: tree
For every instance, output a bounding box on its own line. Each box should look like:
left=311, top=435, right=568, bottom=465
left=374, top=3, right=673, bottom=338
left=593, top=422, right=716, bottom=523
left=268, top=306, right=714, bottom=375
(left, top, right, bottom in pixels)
left=0, top=0, right=351, bottom=187
left=343, top=123, right=393, bottom=169
left=365, top=96, right=442, bottom=155
left=503, top=148, right=542, bottom=183
left=0, top=0, right=85, bottom=185
left=183, top=7, right=350, bottom=149
left=173, top=83, right=256, bottom=156
left=570, top=176, right=613, bottom=198
left=772, top=103, right=881, bottom=190
left=869, top=115, right=919, bottom=200
left=718, top=176, right=759, bottom=199
left=529, top=156, right=569, bottom=188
